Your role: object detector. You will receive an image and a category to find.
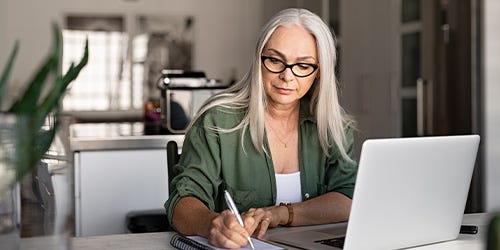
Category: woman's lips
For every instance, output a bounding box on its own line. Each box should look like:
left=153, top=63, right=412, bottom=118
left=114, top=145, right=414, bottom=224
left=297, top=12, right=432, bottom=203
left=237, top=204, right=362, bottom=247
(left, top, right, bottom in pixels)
left=274, top=85, right=294, bottom=94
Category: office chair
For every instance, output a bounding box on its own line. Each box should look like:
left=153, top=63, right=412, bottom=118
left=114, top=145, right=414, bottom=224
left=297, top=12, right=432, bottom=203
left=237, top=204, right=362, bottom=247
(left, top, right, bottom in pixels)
left=125, top=140, right=180, bottom=233
left=166, top=140, right=180, bottom=187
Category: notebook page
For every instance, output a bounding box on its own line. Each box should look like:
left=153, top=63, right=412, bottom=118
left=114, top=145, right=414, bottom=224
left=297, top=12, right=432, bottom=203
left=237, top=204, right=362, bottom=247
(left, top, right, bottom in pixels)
left=187, top=236, right=285, bottom=250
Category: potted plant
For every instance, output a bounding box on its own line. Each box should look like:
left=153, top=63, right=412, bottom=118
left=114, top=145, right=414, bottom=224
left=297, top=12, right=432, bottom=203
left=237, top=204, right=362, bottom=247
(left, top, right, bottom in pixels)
left=0, top=23, right=88, bottom=249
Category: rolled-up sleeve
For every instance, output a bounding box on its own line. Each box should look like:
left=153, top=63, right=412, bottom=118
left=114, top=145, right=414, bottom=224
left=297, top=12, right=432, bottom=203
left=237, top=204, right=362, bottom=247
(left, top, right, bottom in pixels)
left=164, top=113, right=223, bottom=226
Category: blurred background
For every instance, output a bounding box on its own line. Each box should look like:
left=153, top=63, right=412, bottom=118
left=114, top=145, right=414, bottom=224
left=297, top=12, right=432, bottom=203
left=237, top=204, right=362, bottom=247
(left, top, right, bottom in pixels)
left=0, top=0, right=498, bottom=237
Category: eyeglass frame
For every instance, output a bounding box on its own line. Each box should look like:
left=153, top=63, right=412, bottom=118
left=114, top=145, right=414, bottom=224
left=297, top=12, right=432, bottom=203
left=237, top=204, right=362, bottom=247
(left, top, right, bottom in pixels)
left=260, top=55, right=319, bottom=77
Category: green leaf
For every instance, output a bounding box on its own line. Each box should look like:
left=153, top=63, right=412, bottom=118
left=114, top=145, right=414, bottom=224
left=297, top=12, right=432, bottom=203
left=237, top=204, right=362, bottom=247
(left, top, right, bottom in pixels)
left=15, top=118, right=59, bottom=181
left=12, top=115, right=37, bottom=181
left=9, top=56, right=57, bottom=114
left=33, top=122, right=59, bottom=165
left=38, top=38, right=88, bottom=118
left=0, top=41, right=20, bottom=109
left=9, top=24, right=62, bottom=114
left=51, top=23, right=63, bottom=76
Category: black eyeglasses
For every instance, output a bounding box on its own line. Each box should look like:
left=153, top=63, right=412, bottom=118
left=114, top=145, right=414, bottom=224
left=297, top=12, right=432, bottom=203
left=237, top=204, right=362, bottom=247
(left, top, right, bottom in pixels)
left=261, top=55, right=318, bottom=77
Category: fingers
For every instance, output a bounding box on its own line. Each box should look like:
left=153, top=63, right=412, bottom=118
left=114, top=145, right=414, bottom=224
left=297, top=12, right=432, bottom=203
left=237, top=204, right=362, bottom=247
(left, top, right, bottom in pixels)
left=242, top=207, right=278, bottom=239
left=207, top=210, right=251, bottom=248
left=207, top=208, right=280, bottom=247
left=256, top=216, right=272, bottom=239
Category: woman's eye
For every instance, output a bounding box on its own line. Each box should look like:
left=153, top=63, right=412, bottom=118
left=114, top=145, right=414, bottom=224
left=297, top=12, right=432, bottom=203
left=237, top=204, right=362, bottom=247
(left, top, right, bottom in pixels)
left=269, top=58, right=282, bottom=64
left=297, top=64, right=312, bottom=70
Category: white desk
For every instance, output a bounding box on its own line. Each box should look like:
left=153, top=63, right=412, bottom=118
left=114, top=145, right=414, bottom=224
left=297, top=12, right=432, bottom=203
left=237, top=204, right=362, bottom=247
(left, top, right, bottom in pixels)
left=20, top=213, right=491, bottom=250
left=410, top=213, right=490, bottom=249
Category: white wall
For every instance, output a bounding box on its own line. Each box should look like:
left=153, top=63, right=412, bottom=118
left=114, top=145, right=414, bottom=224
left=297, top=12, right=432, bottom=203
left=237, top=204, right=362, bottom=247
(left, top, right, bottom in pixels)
left=484, top=0, right=500, bottom=212
left=0, top=0, right=263, bottom=98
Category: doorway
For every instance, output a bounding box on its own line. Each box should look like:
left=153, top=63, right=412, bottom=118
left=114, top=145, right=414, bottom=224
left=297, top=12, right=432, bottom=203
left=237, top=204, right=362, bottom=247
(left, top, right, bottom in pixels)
left=339, top=0, right=481, bottom=212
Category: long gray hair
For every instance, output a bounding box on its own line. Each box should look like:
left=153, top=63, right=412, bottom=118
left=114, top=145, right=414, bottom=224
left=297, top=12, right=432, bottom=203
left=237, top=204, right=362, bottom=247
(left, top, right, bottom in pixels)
left=190, top=8, right=354, bottom=161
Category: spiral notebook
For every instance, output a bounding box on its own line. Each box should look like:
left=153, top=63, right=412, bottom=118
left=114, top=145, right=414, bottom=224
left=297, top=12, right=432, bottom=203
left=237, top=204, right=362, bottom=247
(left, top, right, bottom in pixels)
left=170, top=233, right=284, bottom=250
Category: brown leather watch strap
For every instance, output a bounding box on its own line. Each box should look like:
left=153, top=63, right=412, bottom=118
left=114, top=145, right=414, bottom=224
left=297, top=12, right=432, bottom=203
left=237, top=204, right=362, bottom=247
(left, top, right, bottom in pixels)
left=279, top=202, right=293, bottom=226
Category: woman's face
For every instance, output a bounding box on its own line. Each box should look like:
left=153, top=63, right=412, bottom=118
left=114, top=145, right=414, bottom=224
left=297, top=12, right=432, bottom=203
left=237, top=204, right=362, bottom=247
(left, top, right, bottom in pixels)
left=261, top=24, right=318, bottom=109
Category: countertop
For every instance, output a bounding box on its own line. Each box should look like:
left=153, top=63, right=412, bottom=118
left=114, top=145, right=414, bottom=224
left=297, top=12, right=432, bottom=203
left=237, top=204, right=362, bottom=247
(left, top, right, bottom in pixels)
left=70, top=134, right=185, bottom=151
left=69, top=122, right=185, bottom=151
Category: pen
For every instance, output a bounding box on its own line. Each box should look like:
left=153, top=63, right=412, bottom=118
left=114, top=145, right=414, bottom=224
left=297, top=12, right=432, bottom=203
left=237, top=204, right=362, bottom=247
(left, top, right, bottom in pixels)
left=224, top=189, right=255, bottom=250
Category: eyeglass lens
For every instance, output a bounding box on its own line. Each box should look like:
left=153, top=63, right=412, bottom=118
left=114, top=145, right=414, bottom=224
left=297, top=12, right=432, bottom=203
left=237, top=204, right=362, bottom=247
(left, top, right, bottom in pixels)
left=262, top=56, right=317, bottom=77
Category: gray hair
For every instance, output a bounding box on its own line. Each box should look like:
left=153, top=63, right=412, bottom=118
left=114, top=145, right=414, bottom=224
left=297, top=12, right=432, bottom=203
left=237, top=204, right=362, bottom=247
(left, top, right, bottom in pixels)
left=190, top=8, right=354, bottom=161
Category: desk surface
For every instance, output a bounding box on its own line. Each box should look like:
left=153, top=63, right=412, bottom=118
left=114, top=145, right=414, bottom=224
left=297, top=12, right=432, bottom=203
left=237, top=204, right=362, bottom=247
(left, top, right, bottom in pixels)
left=20, top=213, right=492, bottom=250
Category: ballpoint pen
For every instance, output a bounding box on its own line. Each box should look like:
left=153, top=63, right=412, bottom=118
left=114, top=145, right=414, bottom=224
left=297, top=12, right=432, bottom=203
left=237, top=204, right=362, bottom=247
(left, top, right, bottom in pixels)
left=224, top=189, right=256, bottom=250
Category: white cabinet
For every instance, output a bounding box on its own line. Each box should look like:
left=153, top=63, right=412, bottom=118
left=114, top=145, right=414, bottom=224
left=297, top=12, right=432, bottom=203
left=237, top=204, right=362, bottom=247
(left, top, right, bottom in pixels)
left=74, top=149, right=168, bottom=236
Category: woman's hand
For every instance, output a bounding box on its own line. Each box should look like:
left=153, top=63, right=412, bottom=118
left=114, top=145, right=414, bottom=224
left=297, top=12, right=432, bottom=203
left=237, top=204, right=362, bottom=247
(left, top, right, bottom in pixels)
left=173, top=198, right=256, bottom=249
left=207, top=210, right=254, bottom=249
left=206, top=206, right=288, bottom=247
left=242, top=206, right=288, bottom=239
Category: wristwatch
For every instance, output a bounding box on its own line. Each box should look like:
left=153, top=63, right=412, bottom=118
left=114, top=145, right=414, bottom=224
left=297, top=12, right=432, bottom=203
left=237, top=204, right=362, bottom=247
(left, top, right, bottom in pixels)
left=279, top=202, right=294, bottom=226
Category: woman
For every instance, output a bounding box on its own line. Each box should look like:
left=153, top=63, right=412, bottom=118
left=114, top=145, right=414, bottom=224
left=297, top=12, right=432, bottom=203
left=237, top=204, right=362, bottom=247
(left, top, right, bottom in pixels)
left=164, top=8, right=357, bottom=249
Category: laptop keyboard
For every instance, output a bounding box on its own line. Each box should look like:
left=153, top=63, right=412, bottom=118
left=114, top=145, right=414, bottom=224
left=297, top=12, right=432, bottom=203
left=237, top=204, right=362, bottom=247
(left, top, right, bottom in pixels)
left=314, top=237, right=346, bottom=248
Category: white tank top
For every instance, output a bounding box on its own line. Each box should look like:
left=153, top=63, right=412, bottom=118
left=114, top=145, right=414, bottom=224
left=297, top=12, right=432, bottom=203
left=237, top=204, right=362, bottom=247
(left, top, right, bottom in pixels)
left=275, top=171, right=302, bottom=206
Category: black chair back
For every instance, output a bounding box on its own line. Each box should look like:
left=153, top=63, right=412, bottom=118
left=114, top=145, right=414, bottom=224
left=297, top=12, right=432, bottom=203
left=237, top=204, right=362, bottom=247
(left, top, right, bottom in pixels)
left=166, top=140, right=180, bottom=184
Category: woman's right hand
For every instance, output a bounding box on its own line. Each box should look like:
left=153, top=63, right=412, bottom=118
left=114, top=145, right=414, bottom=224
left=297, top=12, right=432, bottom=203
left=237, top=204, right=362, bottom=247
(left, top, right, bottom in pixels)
left=172, top=197, right=256, bottom=248
left=207, top=210, right=255, bottom=249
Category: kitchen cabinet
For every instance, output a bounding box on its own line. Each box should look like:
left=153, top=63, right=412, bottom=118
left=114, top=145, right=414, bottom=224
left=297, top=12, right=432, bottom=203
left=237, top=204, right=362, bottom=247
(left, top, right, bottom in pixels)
left=72, top=135, right=183, bottom=236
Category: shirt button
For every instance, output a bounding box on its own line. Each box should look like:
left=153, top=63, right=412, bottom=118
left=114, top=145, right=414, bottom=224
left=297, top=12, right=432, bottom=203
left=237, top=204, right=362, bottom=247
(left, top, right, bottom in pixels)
left=304, top=193, right=310, bottom=199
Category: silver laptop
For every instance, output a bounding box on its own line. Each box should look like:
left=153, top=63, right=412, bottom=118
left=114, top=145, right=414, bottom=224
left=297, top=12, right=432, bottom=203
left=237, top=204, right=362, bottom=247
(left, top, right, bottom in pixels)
left=267, top=135, right=480, bottom=250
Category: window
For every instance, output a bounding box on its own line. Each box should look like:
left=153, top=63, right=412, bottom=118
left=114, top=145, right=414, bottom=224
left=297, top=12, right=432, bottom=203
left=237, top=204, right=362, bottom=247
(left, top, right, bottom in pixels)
left=62, top=14, right=194, bottom=137
left=62, top=16, right=144, bottom=112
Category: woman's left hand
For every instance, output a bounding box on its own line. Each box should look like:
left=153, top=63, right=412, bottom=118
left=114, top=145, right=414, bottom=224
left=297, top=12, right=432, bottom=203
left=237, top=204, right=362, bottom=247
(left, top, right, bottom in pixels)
left=242, top=206, right=285, bottom=239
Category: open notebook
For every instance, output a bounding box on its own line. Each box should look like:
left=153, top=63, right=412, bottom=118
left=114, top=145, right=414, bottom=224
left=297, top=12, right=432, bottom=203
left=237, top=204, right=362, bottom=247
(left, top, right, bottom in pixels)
left=170, top=234, right=284, bottom=250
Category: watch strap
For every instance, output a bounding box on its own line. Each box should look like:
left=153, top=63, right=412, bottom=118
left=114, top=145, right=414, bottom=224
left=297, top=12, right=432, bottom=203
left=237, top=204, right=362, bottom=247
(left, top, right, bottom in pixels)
left=279, top=202, right=293, bottom=226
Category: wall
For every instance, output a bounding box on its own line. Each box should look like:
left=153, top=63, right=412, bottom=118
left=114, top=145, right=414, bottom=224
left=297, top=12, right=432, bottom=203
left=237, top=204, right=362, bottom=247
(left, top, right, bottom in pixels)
left=0, top=0, right=263, bottom=99
left=340, top=0, right=398, bottom=155
left=261, top=0, right=323, bottom=21
left=484, top=0, right=500, bottom=212
left=0, top=2, right=6, bottom=63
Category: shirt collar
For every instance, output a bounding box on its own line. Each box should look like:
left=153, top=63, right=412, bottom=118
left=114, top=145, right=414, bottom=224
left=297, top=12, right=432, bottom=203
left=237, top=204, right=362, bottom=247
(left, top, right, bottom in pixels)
left=299, top=97, right=316, bottom=124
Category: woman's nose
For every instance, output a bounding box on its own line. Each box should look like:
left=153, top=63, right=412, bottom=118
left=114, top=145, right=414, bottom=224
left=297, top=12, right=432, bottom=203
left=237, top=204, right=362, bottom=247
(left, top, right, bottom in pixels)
left=279, top=67, right=294, bottom=82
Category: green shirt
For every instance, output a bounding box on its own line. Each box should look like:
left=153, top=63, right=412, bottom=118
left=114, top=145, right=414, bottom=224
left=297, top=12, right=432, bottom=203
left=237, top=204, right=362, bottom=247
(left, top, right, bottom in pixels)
left=164, top=99, right=358, bottom=225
